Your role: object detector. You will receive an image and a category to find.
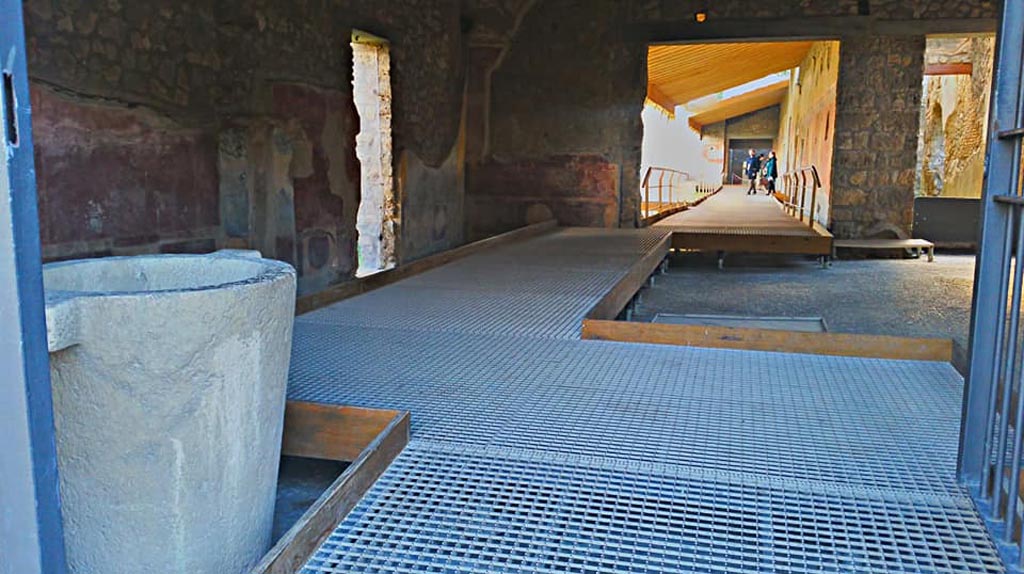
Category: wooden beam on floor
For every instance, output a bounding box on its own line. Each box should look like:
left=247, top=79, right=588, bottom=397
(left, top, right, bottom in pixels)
left=586, top=233, right=672, bottom=320
left=581, top=319, right=954, bottom=362
left=296, top=220, right=558, bottom=315
left=254, top=403, right=410, bottom=574
left=281, top=401, right=405, bottom=462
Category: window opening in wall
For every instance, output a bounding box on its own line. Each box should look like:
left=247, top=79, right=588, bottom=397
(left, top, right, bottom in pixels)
left=352, top=30, right=396, bottom=277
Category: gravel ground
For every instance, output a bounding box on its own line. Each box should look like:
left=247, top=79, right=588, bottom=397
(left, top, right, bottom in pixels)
left=633, top=251, right=977, bottom=371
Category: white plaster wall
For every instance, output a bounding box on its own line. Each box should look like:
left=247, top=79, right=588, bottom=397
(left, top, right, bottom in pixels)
left=640, top=104, right=722, bottom=188
left=353, top=40, right=395, bottom=276
left=43, top=251, right=296, bottom=574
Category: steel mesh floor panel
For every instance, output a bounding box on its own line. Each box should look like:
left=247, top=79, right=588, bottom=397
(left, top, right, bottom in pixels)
left=297, top=287, right=597, bottom=339
left=287, top=228, right=1004, bottom=573
left=289, top=324, right=967, bottom=496
left=398, top=264, right=626, bottom=297
left=301, top=441, right=1003, bottom=574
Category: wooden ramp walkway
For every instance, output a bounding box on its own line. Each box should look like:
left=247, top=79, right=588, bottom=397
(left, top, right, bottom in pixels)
left=655, top=184, right=833, bottom=258
left=280, top=227, right=1002, bottom=574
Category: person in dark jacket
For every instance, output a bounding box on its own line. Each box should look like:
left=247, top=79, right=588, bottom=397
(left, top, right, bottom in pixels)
left=763, top=151, right=779, bottom=195
left=744, top=149, right=760, bottom=195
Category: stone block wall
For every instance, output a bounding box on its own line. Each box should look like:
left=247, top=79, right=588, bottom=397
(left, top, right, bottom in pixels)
left=725, top=106, right=781, bottom=141
left=831, top=35, right=925, bottom=239
left=21, top=0, right=1002, bottom=271
left=467, top=0, right=996, bottom=237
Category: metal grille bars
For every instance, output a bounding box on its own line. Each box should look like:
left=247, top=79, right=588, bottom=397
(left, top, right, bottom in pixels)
left=961, top=0, right=1024, bottom=568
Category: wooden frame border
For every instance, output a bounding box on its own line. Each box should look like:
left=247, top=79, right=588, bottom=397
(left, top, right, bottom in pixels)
left=586, top=233, right=672, bottom=320
left=251, top=402, right=410, bottom=574
left=296, top=220, right=558, bottom=315
left=581, top=319, right=953, bottom=362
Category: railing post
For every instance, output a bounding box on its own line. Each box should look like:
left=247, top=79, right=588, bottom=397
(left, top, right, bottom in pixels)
left=799, top=172, right=807, bottom=222
left=787, top=175, right=795, bottom=215
left=808, top=174, right=817, bottom=229
left=658, top=171, right=664, bottom=214
left=644, top=176, right=650, bottom=218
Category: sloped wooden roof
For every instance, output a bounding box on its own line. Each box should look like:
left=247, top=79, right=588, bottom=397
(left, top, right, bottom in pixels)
left=647, top=41, right=812, bottom=109
left=687, top=80, right=788, bottom=131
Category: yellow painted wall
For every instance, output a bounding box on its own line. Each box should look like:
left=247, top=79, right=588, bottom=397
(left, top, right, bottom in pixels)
left=916, top=36, right=994, bottom=198
left=776, top=41, right=840, bottom=223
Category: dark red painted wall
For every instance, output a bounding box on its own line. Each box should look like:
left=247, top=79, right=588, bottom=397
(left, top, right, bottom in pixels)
left=32, top=86, right=218, bottom=257
left=466, top=155, right=620, bottom=239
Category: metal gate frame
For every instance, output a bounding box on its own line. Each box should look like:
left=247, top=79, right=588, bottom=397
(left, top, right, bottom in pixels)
left=960, top=0, right=1024, bottom=567
left=0, top=2, right=67, bottom=573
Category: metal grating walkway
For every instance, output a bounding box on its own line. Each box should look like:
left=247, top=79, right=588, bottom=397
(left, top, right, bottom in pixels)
left=289, top=227, right=1005, bottom=573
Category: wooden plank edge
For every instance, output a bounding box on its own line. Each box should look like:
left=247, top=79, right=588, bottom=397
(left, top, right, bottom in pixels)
left=281, top=401, right=401, bottom=462
left=580, top=319, right=954, bottom=362
left=251, top=410, right=410, bottom=574
left=641, top=204, right=688, bottom=227
left=670, top=233, right=833, bottom=255
left=585, top=233, right=671, bottom=321
left=296, top=219, right=559, bottom=315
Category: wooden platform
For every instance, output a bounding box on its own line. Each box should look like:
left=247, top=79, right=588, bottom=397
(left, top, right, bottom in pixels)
left=833, top=238, right=935, bottom=261
left=654, top=184, right=833, bottom=257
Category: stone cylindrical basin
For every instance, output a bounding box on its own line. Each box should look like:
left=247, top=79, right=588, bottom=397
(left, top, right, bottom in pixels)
left=43, top=250, right=296, bottom=574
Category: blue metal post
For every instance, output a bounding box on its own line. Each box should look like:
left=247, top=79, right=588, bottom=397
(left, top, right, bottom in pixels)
left=0, top=2, right=68, bottom=573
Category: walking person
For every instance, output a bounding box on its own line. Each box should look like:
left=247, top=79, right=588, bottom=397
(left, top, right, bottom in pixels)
left=764, top=151, right=779, bottom=195
left=744, top=149, right=760, bottom=195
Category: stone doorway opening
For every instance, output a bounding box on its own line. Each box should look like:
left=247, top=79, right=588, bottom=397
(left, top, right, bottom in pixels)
left=352, top=30, right=396, bottom=277
left=643, top=40, right=840, bottom=226
left=912, top=34, right=995, bottom=250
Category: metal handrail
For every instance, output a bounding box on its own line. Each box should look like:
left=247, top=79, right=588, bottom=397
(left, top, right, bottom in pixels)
left=641, top=166, right=712, bottom=220
left=779, top=165, right=826, bottom=229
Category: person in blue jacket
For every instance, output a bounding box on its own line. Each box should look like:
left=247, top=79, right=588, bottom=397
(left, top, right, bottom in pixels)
left=744, top=149, right=760, bottom=195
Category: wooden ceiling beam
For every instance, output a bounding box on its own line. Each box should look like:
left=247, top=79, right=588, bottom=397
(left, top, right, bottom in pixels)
left=646, top=83, right=677, bottom=113
left=687, top=81, right=789, bottom=130
left=924, top=62, right=973, bottom=75
left=647, top=41, right=813, bottom=105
